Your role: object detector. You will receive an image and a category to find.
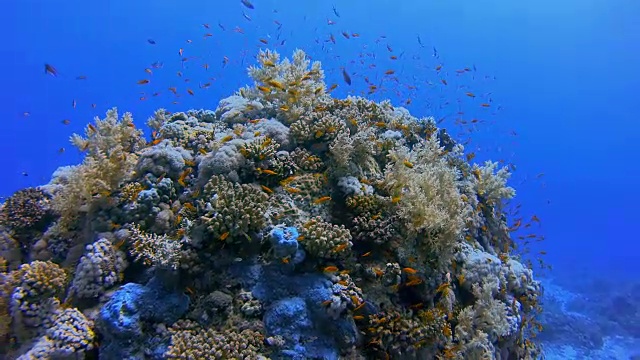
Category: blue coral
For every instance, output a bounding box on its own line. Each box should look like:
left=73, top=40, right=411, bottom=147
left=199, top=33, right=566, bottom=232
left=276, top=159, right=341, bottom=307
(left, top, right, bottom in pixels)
left=270, top=226, right=301, bottom=259
left=237, top=262, right=358, bottom=359
left=96, top=276, right=189, bottom=360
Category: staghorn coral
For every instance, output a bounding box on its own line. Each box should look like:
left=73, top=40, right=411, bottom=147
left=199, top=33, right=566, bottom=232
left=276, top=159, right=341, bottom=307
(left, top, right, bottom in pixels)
left=128, top=225, right=183, bottom=269
left=71, top=238, right=127, bottom=299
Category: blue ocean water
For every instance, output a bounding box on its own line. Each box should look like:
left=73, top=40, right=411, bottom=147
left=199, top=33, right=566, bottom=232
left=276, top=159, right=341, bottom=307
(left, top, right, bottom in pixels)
left=3, top=0, right=640, bottom=358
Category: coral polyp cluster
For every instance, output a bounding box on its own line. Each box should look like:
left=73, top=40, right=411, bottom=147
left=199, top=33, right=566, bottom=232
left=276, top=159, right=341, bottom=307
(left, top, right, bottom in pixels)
left=0, top=49, right=542, bottom=359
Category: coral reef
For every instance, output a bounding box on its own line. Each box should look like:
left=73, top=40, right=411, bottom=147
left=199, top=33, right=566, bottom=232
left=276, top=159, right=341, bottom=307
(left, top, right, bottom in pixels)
left=0, top=49, right=544, bottom=360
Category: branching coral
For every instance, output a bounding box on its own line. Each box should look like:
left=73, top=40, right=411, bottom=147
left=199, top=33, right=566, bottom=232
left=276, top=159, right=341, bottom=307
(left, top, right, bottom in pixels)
left=383, top=136, right=468, bottom=258
left=471, top=161, right=516, bottom=207
left=200, top=175, right=270, bottom=242
left=238, top=49, right=328, bottom=122
left=166, top=320, right=266, bottom=359
left=454, top=280, right=516, bottom=359
left=299, top=217, right=352, bottom=259
left=50, top=109, right=145, bottom=228
left=128, top=225, right=183, bottom=269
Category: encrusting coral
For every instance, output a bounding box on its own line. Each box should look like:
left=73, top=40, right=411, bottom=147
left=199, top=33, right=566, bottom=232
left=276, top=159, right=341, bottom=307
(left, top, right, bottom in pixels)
left=0, top=49, right=544, bottom=360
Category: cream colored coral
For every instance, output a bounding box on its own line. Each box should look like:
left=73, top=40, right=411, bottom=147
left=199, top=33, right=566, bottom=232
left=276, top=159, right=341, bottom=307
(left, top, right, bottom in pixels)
left=384, top=136, right=468, bottom=256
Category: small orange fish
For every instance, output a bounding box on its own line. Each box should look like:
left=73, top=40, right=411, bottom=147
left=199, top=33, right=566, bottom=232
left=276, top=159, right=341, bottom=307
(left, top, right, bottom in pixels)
left=61, top=119, right=71, bottom=125
left=221, top=135, right=234, bottom=143
left=177, top=168, right=192, bottom=186
left=259, top=38, right=268, bottom=44
left=384, top=69, right=395, bottom=75
left=220, top=231, right=230, bottom=241
left=402, top=267, right=418, bottom=274
left=441, top=79, right=448, bottom=85
left=323, top=266, right=339, bottom=273
left=403, top=160, right=414, bottom=168
left=333, top=243, right=348, bottom=252
left=137, top=79, right=150, bottom=85
left=261, top=185, right=273, bottom=194
left=465, top=92, right=476, bottom=98
left=353, top=315, right=364, bottom=320
left=481, top=103, right=491, bottom=107
left=187, top=89, right=194, bottom=96
left=313, top=196, right=331, bottom=204
left=362, top=251, right=372, bottom=257
left=258, top=168, right=278, bottom=175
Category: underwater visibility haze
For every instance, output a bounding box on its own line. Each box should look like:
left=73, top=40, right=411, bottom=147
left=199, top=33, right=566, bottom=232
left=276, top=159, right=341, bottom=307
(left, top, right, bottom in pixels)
left=2, top=0, right=639, bottom=359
